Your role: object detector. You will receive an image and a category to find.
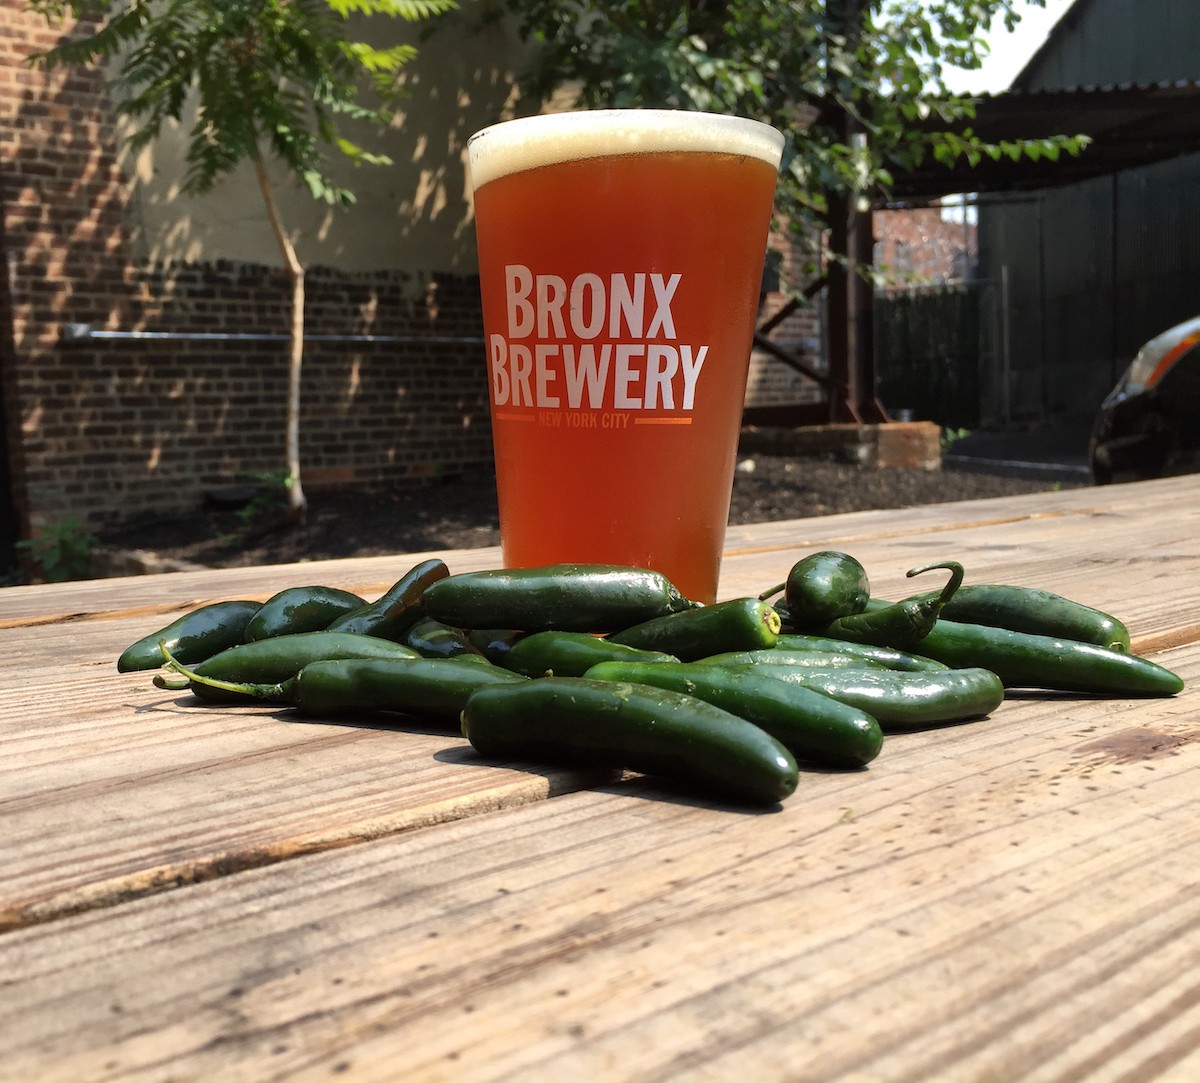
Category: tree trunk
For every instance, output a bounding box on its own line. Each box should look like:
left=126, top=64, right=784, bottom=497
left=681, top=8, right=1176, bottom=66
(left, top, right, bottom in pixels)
left=254, top=151, right=308, bottom=523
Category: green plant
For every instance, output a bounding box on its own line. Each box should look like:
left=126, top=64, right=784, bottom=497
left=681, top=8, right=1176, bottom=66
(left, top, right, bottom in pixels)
left=17, top=515, right=97, bottom=582
left=234, top=470, right=293, bottom=528
left=941, top=426, right=971, bottom=450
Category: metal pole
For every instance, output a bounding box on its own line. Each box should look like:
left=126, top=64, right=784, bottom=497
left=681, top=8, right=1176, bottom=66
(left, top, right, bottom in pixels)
left=1001, top=263, right=1012, bottom=425
left=61, top=325, right=484, bottom=346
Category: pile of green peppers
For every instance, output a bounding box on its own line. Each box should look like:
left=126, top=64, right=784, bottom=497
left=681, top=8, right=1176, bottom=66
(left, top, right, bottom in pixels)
left=118, top=551, right=1185, bottom=808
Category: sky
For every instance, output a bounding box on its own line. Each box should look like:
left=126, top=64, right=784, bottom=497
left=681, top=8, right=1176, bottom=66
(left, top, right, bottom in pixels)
left=940, top=0, right=1079, bottom=94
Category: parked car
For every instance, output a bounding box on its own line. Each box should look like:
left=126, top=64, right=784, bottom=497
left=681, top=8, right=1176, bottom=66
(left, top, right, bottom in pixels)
left=1089, top=315, right=1200, bottom=484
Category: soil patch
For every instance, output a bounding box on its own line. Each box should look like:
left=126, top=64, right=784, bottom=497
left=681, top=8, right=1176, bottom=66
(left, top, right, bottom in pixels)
left=98, top=454, right=1084, bottom=571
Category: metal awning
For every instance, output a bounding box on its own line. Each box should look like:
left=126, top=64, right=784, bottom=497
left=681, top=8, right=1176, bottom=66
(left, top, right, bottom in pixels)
left=755, top=80, right=1200, bottom=428
left=879, top=81, right=1200, bottom=204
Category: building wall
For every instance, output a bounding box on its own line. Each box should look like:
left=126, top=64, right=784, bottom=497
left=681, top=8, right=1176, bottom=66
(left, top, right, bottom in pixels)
left=1015, top=0, right=1198, bottom=90
left=119, top=10, right=527, bottom=276
left=1, top=4, right=811, bottom=549
left=874, top=207, right=976, bottom=287
left=746, top=227, right=825, bottom=409
left=974, top=0, right=1200, bottom=424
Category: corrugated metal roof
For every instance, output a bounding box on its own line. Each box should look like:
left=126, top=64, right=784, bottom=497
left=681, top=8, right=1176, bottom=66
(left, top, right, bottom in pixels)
left=1009, top=0, right=1102, bottom=90
left=974, top=78, right=1200, bottom=98
left=880, top=80, right=1200, bottom=204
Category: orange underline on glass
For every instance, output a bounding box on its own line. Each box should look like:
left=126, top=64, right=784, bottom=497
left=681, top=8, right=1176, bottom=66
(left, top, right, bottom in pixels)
left=495, top=412, right=536, bottom=422
left=634, top=417, right=693, bottom=425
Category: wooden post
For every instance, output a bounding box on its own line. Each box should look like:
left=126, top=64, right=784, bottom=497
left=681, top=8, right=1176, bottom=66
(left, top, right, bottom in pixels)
left=822, top=0, right=889, bottom=423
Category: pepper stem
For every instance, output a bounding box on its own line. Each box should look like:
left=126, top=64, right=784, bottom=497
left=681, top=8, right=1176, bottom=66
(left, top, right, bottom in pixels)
left=905, top=560, right=964, bottom=614
left=156, top=640, right=288, bottom=701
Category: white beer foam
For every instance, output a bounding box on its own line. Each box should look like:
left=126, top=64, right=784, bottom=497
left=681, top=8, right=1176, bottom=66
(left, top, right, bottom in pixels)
left=467, top=109, right=784, bottom=191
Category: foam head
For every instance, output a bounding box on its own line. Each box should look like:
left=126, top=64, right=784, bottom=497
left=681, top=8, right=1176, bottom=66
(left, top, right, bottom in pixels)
left=467, top=109, right=785, bottom=192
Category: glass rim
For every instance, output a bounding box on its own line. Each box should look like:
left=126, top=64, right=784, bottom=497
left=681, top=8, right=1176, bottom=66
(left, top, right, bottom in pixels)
left=466, top=108, right=785, bottom=190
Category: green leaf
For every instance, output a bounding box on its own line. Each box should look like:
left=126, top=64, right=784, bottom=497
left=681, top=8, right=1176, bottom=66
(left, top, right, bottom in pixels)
left=343, top=40, right=419, bottom=72
left=326, top=0, right=457, bottom=17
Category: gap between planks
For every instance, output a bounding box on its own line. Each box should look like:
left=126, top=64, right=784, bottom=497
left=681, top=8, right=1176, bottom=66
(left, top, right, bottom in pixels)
left=723, top=507, right=1089, bottom=559
left=0, top=764, right=620, bottom=936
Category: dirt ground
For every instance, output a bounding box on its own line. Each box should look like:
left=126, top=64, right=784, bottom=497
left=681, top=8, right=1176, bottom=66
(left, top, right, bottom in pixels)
left=97, top=453, right=1084, bottom=570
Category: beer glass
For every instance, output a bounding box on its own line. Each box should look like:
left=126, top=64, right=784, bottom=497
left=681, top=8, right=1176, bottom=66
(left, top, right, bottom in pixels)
left=467, top=109, right=784, bottom=604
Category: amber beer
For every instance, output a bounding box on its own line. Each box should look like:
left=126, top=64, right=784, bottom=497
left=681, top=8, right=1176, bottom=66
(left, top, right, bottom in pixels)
left=467, top=110, right=784, bottom=603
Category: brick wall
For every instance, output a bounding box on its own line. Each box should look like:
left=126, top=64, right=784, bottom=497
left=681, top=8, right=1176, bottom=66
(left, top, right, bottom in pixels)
left=1, top=3, right=492, bottom=539
left=746, top=224, right=825, bottom=408
left=875, top=206, right=977, bottom=285
left=44, top=264, right=492, bottom=521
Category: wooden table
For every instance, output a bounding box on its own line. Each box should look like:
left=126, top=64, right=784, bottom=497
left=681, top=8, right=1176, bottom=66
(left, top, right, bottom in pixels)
left=2, top=475, right=1198, bottom=1082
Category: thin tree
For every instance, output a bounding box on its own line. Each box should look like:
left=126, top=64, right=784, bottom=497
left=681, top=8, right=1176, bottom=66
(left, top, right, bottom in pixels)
left=29, top=0, right=456, bottom=522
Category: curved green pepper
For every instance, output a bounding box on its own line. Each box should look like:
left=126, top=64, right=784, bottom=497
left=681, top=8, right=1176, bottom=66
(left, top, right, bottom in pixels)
left=324, top=558, right=449, bottom=640
left=585, top=660, right=883, bottom=768
left=462, top=677, right=798, bottom=806
left=117, top=599, right=262, bottom=672
left=825, top=560, right=963, bottom=648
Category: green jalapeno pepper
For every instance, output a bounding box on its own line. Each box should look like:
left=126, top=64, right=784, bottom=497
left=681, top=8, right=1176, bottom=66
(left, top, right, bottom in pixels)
left=607, top=597, right=781, bottom=660
left=774, top=634, right=949, bottom=672
left=285, top=657, right=525, bottom=719
left=502, top=631, right=678, bottom=678
left=244, top=586, right=366, bottom=641
left=117, top=599, right=262, bottom=672
left=697, top=648, right=892, bottom=670
left=759, top=550, right=871, bottom=631
left=729, top=662, right=1005, bottom=727
left=467, top=628, right=525, bottom=666
left=402, top=617, right=485, bottom=659
left=824, top=560, right=964, bottom=648
left=877, top=618, right=1184, bottom=696
left=461, top=677, right=799, bottom=806
left=423, top=564, right=696, bottom=633
left=159, top=651, right=525, bottom=721
left=157, top=630, right=420, bottom=702
left=324, top=558, right=449, bottom=640
left=584, top=660, right=883, bottom=768
left=901, top=584, right=1132, bottom=652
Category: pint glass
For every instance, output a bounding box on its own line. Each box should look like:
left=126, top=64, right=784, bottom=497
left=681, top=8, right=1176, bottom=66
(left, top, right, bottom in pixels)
left=467, top=110, right=784, bottom=604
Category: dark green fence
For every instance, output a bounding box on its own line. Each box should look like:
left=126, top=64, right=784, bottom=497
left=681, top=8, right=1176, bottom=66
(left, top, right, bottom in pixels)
left=875, top=284, right=982, bottom=429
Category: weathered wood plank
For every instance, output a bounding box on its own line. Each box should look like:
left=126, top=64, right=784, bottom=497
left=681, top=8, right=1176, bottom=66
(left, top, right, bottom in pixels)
left=0, top=631, right=615, bottom=929
left=720, top=474, right=1200, bottom=652
left=1, top=645, right=1196, bottom=1081
left=0, top=546, right=505, bottom=628
left=1, top=476, right=1195, bottom=932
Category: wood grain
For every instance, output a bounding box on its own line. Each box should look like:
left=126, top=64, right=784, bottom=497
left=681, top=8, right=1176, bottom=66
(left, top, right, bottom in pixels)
left=0, top=474, right=1197, bottom=1080
left=0, top=625, right=614, bottom=929
left=1, top=645, right=1196, bottom=1081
